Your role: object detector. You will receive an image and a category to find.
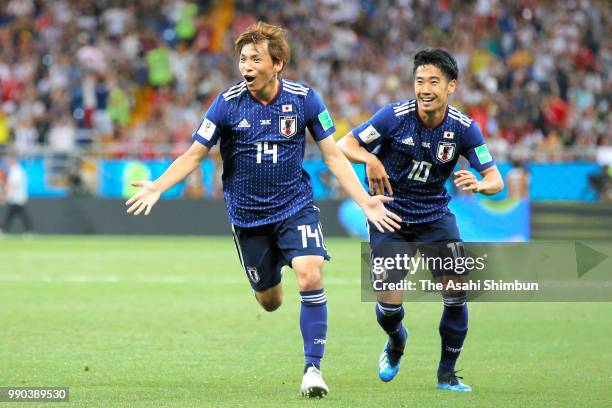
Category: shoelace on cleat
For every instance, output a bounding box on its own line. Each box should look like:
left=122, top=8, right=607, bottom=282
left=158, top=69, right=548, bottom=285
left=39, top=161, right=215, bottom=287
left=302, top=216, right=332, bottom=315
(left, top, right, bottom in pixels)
left=446, top=369, right=464, bottom=386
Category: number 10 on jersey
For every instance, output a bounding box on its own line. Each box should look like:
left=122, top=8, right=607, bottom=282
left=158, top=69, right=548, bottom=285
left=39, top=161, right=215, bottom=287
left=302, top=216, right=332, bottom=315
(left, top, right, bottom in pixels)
left=256, top=142, right=277, bottom=163
left=407, top=160, right=431, bottom=182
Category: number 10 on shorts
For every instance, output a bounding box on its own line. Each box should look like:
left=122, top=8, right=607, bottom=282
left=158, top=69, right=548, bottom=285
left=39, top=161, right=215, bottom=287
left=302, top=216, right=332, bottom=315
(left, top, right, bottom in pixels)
left=297, top=224, right=324, bottom=248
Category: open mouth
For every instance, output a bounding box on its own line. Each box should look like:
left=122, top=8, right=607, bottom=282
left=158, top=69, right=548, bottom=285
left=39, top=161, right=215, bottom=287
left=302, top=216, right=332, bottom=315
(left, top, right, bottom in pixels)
left=244, top=75, right=256, bottom=85
left=420, top=96, right=435, bottom=103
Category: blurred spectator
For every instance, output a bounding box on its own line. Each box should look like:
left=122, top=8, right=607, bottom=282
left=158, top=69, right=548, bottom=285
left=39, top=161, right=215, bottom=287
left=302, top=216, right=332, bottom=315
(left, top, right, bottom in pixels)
left=48, top=115, right=76, bottom=153
left=67, top=157, right=93, bottom=197
left=588, top=165, right=612, bottom=201
left=184, top=166, right=204, bottom=199
left=0, top=105, right=10, bottom=147
left=505, top=160, right=530, bottom=199
left=13, top=117, right=38, bottom=155
left=146, top=39, right=173, bottom=87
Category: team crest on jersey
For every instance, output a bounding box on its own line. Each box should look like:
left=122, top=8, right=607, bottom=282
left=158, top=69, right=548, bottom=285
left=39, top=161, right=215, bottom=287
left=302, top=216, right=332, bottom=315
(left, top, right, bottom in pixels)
left=279, top=116, right=297, bottom=138
left=246, top=266, right=260, bottom=283
left=437, top=142, right=456, bottom=163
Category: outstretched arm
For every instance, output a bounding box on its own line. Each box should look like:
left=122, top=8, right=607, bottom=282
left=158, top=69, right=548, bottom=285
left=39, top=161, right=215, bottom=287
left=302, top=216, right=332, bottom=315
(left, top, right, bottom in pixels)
left=337, top=132, right=393, bottom=195
left=126, top=142, right=210, bottom=215
left=453, top=166, right=504, bottom=195
left=316, top=136, right=401, bottom=232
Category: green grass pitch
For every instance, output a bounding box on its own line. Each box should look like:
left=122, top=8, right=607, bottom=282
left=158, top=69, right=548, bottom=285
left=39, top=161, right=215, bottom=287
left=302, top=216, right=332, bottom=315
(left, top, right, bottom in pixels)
left=1, top=236, right=610, bottom=407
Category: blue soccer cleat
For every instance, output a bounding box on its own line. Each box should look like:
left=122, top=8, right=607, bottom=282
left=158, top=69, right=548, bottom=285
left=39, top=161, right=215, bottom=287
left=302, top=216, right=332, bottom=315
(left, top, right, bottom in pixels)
left=378, top=330, right=407, bottom=382
left=436, top=369, right=472, bottom=391
left=378, top=343, right=400, bottom=382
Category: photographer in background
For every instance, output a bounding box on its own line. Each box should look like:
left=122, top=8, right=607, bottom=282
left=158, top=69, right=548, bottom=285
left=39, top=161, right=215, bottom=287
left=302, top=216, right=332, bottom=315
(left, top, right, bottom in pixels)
left=0, top=155, right=33, bottom=235
left=589, top=165, right=612, bottom=202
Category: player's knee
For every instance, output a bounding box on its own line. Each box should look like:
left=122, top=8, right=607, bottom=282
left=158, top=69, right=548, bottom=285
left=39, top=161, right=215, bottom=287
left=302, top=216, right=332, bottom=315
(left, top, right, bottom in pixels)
left=298, top=275, right=322, bottom=291
left=255, top=288, right=283, bottom=312
left=295, top=262, right=323, bottom=291
left=260, top=298, right=282, bottom=312
left=257, top=294, right=283, bottom=312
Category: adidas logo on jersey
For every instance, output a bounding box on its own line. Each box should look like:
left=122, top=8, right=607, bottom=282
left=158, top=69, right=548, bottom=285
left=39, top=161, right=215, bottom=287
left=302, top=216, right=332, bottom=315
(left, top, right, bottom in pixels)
left=237, top=119, right=251, bottom=128
left=401, top=136, right=415, bottom=146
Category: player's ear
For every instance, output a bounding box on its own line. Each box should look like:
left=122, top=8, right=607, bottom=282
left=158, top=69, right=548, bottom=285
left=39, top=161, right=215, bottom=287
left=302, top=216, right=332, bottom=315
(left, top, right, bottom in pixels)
left=273, top=60, right=284, bottom=74
left=447, top=79, right=457, bottom=95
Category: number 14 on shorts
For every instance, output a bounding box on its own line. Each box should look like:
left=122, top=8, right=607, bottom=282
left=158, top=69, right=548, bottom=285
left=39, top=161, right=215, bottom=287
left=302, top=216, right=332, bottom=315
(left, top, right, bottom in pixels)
left=297, top=224, right=325, bottom=249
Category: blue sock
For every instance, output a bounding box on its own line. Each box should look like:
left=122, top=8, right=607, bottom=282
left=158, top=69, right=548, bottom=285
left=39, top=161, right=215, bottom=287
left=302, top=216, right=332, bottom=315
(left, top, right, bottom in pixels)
left=300, top=289, right=327, bottom=371
left=376, top=302, right=407, bottom=349
left=439, top=293, right=468, bottom=372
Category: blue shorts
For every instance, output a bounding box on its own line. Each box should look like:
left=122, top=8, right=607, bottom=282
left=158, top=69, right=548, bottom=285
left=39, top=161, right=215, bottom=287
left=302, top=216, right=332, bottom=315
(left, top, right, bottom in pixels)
left=232, top=205, right=330, bottom=292
left=368, top=212, right=463, bottom=280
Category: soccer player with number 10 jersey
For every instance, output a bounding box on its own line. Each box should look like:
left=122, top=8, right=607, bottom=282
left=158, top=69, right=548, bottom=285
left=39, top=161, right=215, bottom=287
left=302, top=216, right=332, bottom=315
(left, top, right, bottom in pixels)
left=339, top=48, right=504, bottom=391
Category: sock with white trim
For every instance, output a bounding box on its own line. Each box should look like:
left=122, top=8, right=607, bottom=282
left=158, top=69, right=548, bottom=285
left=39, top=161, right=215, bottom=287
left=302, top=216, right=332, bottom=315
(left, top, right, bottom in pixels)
left=300, top=289, right=327, bottom=371
left=376, top=301, right=407, bottom=349
left=439, top=291, right=468, bottom=372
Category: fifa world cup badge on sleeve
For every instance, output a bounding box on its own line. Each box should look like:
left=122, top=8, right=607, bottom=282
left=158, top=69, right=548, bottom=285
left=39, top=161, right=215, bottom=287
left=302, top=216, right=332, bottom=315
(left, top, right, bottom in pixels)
left=475, top=144, right=493, bottom=164
left=196, top=119, right=216, bottom=141
left=358, top=125, right=381, bottom=144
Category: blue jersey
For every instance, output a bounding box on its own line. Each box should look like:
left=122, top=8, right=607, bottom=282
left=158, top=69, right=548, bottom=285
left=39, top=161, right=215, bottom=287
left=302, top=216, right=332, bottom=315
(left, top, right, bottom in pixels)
left=192, top=79, right=336, bottom=227
left=353, top=100, right=495, bottom=223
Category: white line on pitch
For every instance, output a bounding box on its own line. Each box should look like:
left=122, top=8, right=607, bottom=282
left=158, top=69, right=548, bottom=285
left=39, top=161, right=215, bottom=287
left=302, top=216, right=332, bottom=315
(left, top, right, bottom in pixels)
left=0, top=274, right=361, bottom=285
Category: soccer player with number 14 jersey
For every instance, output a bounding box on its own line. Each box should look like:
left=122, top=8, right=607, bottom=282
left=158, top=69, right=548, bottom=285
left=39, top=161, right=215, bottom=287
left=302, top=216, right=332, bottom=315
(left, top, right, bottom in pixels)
left=126, top=22, right=401, bottom=398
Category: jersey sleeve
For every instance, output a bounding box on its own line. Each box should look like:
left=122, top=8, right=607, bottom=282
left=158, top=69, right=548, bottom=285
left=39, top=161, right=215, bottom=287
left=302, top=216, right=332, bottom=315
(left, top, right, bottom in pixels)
left=352, top=105, right=396, bottom=152
left=304, top=88, right=336, bottom=141
left=461, top=121, right=496, bottom=172
left=192, top=93, right=225, bottom=148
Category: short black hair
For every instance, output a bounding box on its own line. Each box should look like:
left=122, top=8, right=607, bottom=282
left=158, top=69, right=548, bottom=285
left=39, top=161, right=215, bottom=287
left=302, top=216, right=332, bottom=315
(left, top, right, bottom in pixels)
left=413, top=48, right=458, bottom=81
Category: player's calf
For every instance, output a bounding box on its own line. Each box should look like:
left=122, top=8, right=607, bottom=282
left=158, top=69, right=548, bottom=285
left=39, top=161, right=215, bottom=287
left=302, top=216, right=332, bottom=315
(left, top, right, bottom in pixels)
left=294, top=257, right=328, bottom=376
left=436, top=291, right=470, bottom=390
left=438, top=291, right=468, bottom=370
left=375, top=301, right=408, bottom=382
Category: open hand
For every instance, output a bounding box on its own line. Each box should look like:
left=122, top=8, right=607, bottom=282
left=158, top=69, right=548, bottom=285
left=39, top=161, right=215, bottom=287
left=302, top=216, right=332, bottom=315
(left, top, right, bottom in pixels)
left=125, top=181, right=161, bottom=216
left=361, top=195, right=402, bottom=232
left=454, top=170, right=481, bottom=193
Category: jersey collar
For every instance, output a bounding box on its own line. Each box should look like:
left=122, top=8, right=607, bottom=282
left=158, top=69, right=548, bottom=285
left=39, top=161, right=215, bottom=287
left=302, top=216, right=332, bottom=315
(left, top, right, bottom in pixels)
left=416, top=104, right=449, bottom=130
left=247, top=79, right=282, bottom=106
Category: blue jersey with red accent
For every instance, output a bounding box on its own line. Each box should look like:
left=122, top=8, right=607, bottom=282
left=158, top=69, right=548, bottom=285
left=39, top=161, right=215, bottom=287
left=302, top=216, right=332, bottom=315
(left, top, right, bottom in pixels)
left=352, top=99, right=495, bottom=223
left=193, top=79, right=336, bottom=227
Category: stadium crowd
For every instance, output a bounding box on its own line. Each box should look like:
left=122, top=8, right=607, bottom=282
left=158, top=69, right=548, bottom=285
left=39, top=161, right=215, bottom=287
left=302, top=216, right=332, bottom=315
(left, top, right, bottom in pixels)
left=0, top=0, right=609, bottom=166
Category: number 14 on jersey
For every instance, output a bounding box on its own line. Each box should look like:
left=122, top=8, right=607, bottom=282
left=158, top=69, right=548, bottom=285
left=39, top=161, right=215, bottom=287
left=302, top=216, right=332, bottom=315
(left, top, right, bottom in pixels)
left=256, top=142, right=277, bottom=163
